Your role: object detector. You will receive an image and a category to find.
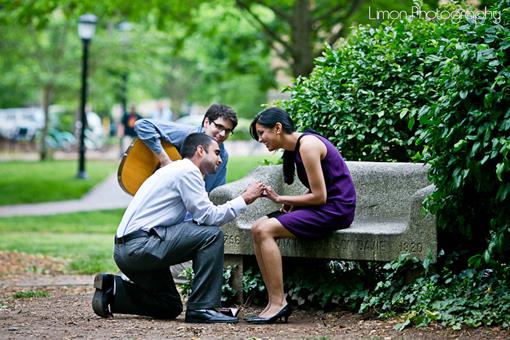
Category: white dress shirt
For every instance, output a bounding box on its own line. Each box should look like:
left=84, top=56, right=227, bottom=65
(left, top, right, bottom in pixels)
left=116, top=158, right=246, bottom=238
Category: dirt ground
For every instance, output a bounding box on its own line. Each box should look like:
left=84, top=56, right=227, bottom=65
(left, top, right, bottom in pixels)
left=1, top=252, right=509, bottom=339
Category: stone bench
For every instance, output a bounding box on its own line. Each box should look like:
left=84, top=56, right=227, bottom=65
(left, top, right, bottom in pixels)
left=210, top=162, right=437, bottom=298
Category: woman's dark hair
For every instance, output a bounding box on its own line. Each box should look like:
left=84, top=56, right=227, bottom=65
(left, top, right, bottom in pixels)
left=250, top=107, right=296, bottom=184
left=181, top=133, right=215, bottom=158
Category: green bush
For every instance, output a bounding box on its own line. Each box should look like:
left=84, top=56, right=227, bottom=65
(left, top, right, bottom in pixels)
left=282, top=0, right=510, bottom=263
left=239, top=255, right=510, bottom=330
left=282, top=14, right=456, bottom=161
left=415, top=1, right=510, bottom=263
left=361, top=253, right=510, bottom=330
left=180, top=265, right=238, bottom=304
left=241, top=260, right=374, bottom=310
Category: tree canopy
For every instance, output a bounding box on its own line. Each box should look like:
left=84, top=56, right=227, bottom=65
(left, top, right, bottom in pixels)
left=0, top=0, right=439, bottom=78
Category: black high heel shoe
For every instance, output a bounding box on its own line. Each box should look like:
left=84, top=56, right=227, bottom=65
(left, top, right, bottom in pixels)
left=245, top=304, right=292, bottom=324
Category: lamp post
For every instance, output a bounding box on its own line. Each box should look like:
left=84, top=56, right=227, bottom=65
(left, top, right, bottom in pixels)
left=76, top=14, right=97, bottom=179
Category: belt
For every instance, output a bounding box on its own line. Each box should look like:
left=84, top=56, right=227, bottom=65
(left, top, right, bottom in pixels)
left=114, top=230, right=149, bottom=244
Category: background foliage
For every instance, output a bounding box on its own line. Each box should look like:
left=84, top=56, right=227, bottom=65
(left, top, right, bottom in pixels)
left=0, top=1, right=274, bottom=124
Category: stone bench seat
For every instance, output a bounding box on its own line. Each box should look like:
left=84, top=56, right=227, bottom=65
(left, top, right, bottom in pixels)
left=210, top=161, right=437, bottom=297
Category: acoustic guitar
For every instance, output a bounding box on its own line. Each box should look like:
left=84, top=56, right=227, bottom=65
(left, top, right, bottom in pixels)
left=117, top=138, right=182, bottom=196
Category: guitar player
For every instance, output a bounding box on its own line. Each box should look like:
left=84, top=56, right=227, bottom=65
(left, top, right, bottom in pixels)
left=134, top=103, right=238, bottom=193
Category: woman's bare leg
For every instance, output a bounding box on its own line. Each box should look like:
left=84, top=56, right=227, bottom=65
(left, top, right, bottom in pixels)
left=251, top=217, right=272, bottom=314
left=252, top=218, right=294, bottom=318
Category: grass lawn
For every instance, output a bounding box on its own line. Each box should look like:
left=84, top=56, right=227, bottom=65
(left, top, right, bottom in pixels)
left=0, top=154, right=281, bottom=274
left=226, top=153, right=281, bottom=182
left=0, top=209, right=124, bottom=274
left=0, top=160, right=117, bottom=205
left=1, top=232, right=117, bottom=274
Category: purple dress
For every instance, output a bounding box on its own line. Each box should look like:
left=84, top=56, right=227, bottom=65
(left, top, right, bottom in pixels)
left=274, top=131, right=356, bottom=239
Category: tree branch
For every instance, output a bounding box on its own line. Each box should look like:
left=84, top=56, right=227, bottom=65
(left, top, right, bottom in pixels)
left=314, top=3, right=344, bottom=22
left=272, top=42, right=290, bottom=62
left=241, top=11, right=290, bottom=62
left=314, top=0, right=364, bottom=26
left=251, top=0, right=291, bottom=21
left=322, top=0, right=365, bottom=48
left=326, top=26, right=345, bottom=49
left=236, top=0, right=292, bottom=53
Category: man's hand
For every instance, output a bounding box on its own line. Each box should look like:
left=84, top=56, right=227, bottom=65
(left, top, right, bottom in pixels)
left=241, top=181, right=265, bottom=205
left=157, top=151, right=172, bottom=167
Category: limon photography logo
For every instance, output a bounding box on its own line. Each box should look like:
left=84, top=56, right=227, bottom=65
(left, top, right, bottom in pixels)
left=368, top=5, right=501, bottom=25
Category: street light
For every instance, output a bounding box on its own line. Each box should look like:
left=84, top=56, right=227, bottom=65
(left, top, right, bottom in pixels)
left=76, top=14, right=97, bottom=179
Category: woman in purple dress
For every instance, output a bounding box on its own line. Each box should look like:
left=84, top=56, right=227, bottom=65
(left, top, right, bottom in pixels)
left=245, top=107, right=356, bottom=324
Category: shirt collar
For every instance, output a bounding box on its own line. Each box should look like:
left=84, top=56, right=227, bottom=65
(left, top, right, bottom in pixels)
left=195, top=125, right=225, bottom=149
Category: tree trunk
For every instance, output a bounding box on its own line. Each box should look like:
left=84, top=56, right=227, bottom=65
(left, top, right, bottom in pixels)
left=39, top=84, right=52, bottom=161
left=289, top=0, right=314, bottom=77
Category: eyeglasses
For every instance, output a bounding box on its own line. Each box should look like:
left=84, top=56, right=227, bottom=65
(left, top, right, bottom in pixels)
left=211, top=121, right=234, bottom=135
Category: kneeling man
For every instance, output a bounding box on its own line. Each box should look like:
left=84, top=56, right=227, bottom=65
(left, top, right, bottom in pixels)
left=92, top=133, right=264, bottom=323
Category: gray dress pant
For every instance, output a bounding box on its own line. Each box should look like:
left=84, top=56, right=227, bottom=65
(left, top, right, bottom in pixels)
left=112, top=222, right=224, bottom=319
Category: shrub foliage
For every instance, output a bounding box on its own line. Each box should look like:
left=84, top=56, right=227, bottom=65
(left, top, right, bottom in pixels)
left=360, top=253, right=510, bottom=330
left=415, top=2, right=510, bottom=263
left=282, top=0, right=510, bottom=263
left=256, top=0, right=510, bottom=329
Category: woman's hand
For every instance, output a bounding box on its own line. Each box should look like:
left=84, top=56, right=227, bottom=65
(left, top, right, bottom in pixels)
left=262, top=185, right=281, bottom=203
left=280, top=204, right=293, bottom=213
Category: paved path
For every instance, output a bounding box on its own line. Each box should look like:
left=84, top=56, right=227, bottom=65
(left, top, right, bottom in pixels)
left=0, top=173, right=132, bottom=217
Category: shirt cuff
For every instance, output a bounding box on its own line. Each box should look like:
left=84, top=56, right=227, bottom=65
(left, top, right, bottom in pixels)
left=230, top=196, right=247, bottom=215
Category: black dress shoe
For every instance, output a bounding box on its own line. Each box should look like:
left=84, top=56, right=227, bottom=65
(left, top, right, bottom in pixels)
left=185, top=309, right=239, bottom=324
left=92, top=273, right=114, bottom=318
left=245, top=304, right=292, bottom=324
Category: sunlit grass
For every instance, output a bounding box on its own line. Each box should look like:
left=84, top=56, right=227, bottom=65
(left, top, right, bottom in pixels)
left=0, top=209, right=123, bottom=233
left=0, top=160, right=117, bottom=205
left=226, top=153, right=281, bottom=182
left=13, top=290, right=50, bottom=299
left=0, top=232, right=117, bottom=274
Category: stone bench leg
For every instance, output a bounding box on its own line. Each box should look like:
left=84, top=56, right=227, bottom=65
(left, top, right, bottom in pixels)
left=224, top=254, right=243, bottom=304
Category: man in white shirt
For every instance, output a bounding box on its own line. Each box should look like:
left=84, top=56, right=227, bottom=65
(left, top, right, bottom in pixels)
left=92, top=133, right=264, bottom=323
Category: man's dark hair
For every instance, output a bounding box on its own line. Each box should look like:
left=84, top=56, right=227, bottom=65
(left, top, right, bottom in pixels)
left=202, top=104, right=238, bottom=130
left=181, top=133, right=216, bottom=158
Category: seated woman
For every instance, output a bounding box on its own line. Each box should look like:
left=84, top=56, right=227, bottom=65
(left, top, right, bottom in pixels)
left=246, top=107, right=356, bottom=324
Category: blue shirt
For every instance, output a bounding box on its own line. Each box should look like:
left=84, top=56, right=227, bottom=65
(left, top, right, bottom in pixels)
left=134, top=119, right=228, bottom=192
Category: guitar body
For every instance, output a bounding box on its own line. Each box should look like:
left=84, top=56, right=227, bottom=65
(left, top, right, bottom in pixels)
left=118, top=138, right=182, bottom=196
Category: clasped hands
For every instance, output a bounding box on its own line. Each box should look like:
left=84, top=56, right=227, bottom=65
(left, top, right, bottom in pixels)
left=241, top=181, right=293, bottom=212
